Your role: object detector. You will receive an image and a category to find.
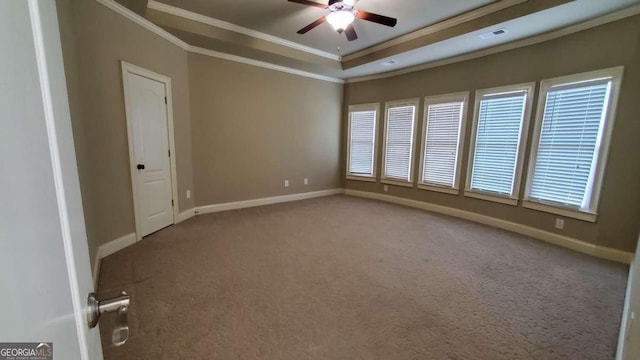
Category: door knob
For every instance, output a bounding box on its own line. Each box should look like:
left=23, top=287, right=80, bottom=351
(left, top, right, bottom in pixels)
left=137, top=164, right=145, bottom=170
left=87, top=291, right=130, bottom=346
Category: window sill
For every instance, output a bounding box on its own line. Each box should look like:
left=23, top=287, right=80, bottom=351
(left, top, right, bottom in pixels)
left=381, top=178, right=414, bottom=188
left=522, top=200, right=597, bottom=222
left=418, top=184, right=459, bottom=195
left=463, top=190, right=518, bottom=206
left=346, top=175, right=377, bottom=183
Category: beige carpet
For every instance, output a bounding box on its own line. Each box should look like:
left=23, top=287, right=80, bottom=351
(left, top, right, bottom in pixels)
left=98, top=195, right=628, bottom=359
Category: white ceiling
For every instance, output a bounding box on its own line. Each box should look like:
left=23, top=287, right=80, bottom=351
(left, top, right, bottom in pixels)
left=155, top=0, right=496, bottom=55
left=148, top=0, right=640, bottom=79
left=342, top=0, right=640, bottom=79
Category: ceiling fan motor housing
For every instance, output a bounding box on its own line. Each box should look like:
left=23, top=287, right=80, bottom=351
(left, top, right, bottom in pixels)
left=328, top=0, right=355, bottom=12
left=291, top=0, right=396, bottom=42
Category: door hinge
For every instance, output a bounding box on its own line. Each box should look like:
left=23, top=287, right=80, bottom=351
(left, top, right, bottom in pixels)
left=168, top=149, right=171, bottom=157
left=164, top=96, right=167, bottom=104
left=171, top=199, right=174, bottom=206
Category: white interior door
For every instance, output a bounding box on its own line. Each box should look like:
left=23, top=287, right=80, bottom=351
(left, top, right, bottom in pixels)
left=123, top=70, right=174, bottom=238
left=0, top=0, right=102, bottom=359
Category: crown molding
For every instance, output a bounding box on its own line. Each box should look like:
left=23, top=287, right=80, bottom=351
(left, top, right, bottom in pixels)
left=189, top=46, right=345, bottom=83
left=147, top=0, right=342, bottom=61
left=96, top=0, right=190, bottom=49
left=342, top=0, right=527, bottom=62
left=94, top=0, right=639, bottom=86
left=345, top=4, right=640, bottom=84
left=342, top=0, right=573, bottom=70
left=95, top=0, right=344, bottom=83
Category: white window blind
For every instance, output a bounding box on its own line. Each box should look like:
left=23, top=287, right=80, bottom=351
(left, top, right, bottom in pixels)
left=528, top=79, right=611, bottom=209
left=470, top=91, right=527, bottom=195
left=384, top=103, right=416, bottom=181
left=348, top=109, right=377, bottom=176
left=421, top=101, right=464, bottom=187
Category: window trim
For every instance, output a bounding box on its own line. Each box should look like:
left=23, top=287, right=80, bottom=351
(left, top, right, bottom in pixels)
left=522, top=200, right=597, bottom=222
left=464, top=82, right=536, bottom=206
left=346, top=103, right=380, bottom=182
left=417, top=92, right=469, bottom=195
left=522, top=66, right=624, bottom=222
left=381, top=98, right=420, bottom=186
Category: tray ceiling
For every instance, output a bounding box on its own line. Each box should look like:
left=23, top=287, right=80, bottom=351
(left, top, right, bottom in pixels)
left=113, top=0, right=640, bottom=80
left=152, top=0, right=496, bottom=55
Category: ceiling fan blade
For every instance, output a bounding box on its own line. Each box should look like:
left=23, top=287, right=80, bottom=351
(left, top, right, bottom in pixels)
left=297, top=16, right=327, bottom=34
left=288, top=0, right=328, bottom=9
left=356, top=10, right=397, bottom=27
left=344, top=24, right=358, bottom=41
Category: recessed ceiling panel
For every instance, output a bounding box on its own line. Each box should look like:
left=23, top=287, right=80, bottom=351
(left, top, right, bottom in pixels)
left=154, top=0, right=496, bottom=55
left=342, top=0, right=640, bottom=79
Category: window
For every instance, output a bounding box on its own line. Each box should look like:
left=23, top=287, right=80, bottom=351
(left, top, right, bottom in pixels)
left=523, top=67, right=623, bottom=222
left=382, top=99, right=419, bottom=185
left=347, top=103, right=379, bottom=181
left=465, top=83, right=535, bottom=205
left=418, top=92, right=469, bottom=194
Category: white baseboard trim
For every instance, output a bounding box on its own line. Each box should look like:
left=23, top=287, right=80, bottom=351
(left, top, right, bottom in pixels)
left=92, top=189, right=341, bottom=287
left=92, top=232, right=137, bottom=288
left=91, top=189, right=632, bottom=288
left=177, top=208, right=196, bottom=223
left=344, top=189, right=633, bottom=264
left=196, top=188, right=344, bottom=215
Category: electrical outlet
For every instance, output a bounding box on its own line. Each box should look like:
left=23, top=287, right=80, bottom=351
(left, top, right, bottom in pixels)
left=383, top=185, right=388, bottom=192
left=186, top=190, right=191, bottom=199
left=284, top=180, right=289, bottom=188
left=304, top=178, right=308, bottom=185
left=555, top=218, right=564, bottom=230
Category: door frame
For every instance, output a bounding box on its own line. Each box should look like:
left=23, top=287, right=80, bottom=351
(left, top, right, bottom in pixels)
left=121, top=61, right=179, bottom=240
left=14, top=0, right=103, bottom=357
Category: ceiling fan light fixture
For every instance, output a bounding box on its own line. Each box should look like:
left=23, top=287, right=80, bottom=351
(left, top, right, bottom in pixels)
left=326, top=10, right=355, bottom=33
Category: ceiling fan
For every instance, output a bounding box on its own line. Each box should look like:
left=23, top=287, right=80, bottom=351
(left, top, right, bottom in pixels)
left=288, top=0, right=397, bottom=41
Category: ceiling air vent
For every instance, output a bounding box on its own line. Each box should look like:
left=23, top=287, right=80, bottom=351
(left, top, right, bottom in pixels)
left=479, top=28, right=508, bottom=40
left=380, top=59, right=398, bottom=66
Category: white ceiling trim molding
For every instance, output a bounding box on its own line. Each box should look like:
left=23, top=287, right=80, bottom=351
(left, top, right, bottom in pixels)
left=341, top=0, right=527, bottom=62
left=95, top=0, right=344, bottom=83
left=91, top=0, right=640, bottom=85
left=96, top=0, right=190, bottom=50
left=147, top=0, right=341, bottom=61
left=189, top=46, right=345, bottom=83
left=346, top=4, right=640, bottom=84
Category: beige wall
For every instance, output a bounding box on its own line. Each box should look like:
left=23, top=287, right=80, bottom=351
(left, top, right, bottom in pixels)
left=188, top=53, right=343, bottom=205
left=56, top=0, right=342, bottom=268
left=343, top=16, right=640, bottom=252
left=56, top=0, right=638, bottom=267
left=57, top=0, right=195, bottom=266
